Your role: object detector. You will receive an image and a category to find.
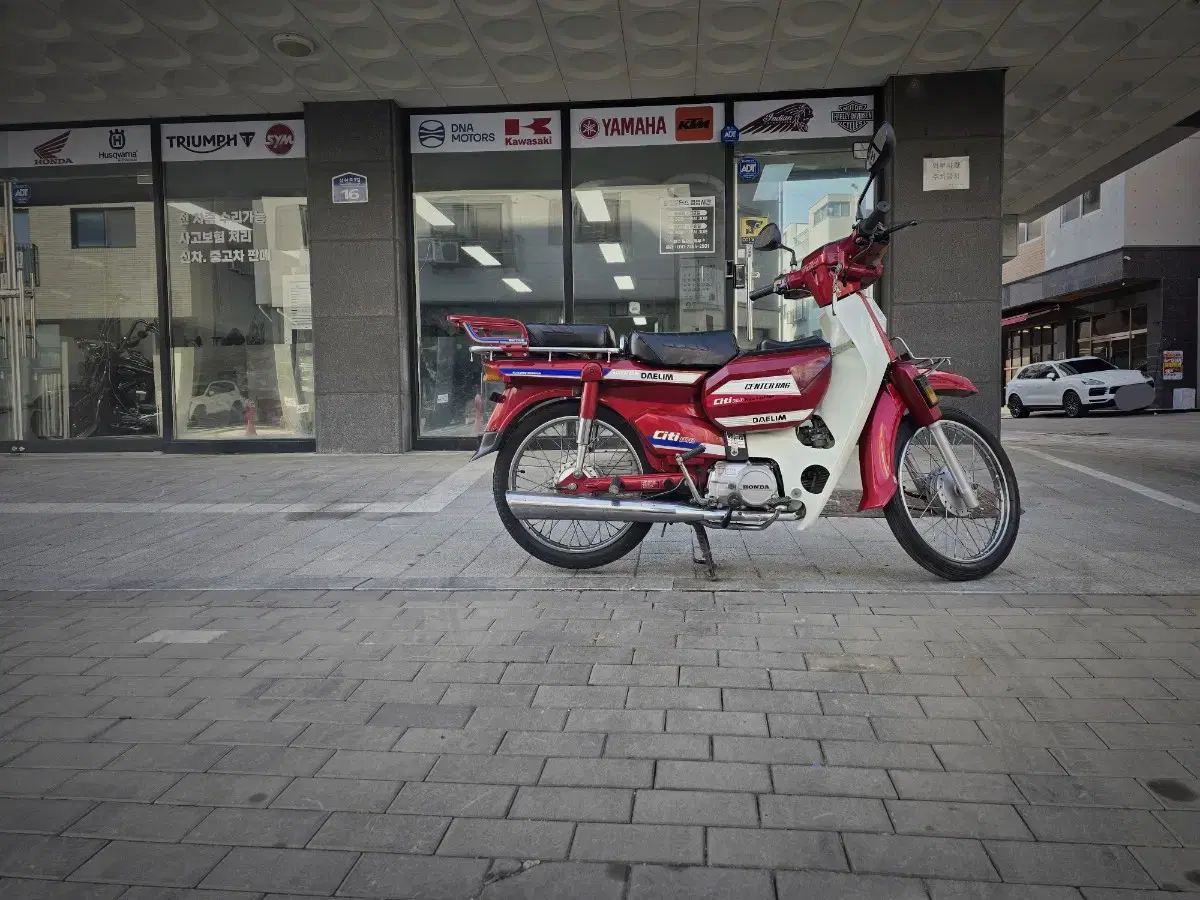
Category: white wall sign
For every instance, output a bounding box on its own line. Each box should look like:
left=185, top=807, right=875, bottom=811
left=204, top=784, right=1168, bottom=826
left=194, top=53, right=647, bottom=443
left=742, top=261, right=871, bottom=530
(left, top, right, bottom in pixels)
left=161, top=120, right=305, bottom=162
left=660, top=196, right=716, bottom=255
left=733, top=96, right=874, bottom=142
left=571, top=104, right=722, bottom=147
left=412, top=111, right=559, bottom=154
left=923, top=156, right=970, bottom=191
left=5, top=125, right=152, bottom=167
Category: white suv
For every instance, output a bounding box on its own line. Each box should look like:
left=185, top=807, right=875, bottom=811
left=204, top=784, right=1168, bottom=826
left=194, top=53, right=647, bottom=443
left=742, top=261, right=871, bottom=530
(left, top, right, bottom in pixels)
left=1006, top=357, right=1154, bottom=419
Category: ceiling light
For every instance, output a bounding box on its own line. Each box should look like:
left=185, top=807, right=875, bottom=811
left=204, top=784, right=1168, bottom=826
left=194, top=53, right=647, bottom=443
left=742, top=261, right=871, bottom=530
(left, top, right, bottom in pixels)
left=272, top=33, right=316, bottom=58
left=414, top=196, right=454, bottom=228
left=575, top=189, right=610, bottom=223
left=599, top=243, right=624, bottom=264
left=614, top=275, right=634, bottom=290
left=502, top=278, right=532, bottom=293
left=632, top=316, right=648, bottom=326
left=462, top=245, right=500, bottom=266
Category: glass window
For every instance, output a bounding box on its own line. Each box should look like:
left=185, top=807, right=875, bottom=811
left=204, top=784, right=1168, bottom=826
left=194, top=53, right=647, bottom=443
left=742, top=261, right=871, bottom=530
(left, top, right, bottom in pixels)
left=1018, top=217, right=1043, bottom=244
left=572, top=141, right=725, bottom=336
left=1061, top=196, right=1082, bottom=223
left=0, top=171, right=160, bottom=441
left=1059, top=357, right=1117, bottom=374
left=1081, top=186, right=1101, bottom=215
left=413, top=143, right=563, bottom=438
left=164, top=156, right=312, bottom=441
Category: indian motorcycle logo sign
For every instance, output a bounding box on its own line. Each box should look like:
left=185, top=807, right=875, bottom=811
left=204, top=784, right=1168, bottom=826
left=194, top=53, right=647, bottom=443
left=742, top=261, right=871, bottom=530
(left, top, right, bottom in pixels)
left=741, top=102, right=815, bottom=136
left=572, top=104, right=720, bottom=147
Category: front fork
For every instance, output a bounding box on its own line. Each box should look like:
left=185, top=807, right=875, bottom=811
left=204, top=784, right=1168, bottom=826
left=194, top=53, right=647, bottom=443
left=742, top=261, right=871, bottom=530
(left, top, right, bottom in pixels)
left=890, top=362, right=979, bottom=510
left=569, top=367, right=603, bottom=480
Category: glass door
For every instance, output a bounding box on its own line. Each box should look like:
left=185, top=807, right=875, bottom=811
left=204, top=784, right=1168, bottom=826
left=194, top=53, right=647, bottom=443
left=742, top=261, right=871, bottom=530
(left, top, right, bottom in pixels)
left=732, top=147, right=867, bottom=348
left=1, top=180, right=36, bottom=443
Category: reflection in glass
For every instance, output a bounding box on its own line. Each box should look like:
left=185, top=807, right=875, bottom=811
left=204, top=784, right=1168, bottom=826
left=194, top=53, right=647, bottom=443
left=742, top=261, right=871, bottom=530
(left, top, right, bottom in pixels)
left=164, top=159, right=313, bottom=440
left=413, top=149, right=564, bottom=438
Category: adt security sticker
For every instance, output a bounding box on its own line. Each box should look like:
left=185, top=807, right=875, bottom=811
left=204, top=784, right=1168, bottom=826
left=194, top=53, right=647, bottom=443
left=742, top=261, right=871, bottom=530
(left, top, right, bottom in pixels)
left=332, top=172, right=368, bottom=204
left=737, top=157, right=759, bottom=181
left=12, top=183, right=30, bottom=206
left=721, top=124, right=740, bottom=146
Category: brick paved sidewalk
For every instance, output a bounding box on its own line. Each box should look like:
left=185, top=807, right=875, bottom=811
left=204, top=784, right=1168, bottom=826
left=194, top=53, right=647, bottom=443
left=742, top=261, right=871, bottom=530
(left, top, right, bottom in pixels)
left=2, top=587, right=1199, bottom=898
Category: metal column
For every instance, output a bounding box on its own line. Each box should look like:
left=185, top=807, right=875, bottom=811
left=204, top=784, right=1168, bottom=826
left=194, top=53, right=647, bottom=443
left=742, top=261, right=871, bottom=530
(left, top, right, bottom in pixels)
left=1, top=178, right=33, bottom=444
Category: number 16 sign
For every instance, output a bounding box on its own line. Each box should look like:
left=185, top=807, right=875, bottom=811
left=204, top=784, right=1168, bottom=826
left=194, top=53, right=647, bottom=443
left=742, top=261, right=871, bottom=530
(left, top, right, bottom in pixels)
left=332, top=172, right=368, bottom=204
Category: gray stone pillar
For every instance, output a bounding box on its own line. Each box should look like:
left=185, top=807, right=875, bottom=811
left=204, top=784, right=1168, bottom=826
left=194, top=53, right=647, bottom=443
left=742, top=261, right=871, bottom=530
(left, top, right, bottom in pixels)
left=305, top=100, right=412, bottom=453
left=882, top=71, right=1005, bottom=432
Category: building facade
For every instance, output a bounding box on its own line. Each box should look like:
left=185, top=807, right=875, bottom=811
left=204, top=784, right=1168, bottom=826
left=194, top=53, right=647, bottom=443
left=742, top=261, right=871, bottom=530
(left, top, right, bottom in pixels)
left=1002, top=135, right=1200, bottom=408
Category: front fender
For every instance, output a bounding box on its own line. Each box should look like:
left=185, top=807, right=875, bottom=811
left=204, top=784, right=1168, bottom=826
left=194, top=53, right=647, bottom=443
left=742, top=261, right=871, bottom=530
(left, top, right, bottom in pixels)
left=471, top=385, right=575, bottom=459
left=857, top=371, right=978, bottom=511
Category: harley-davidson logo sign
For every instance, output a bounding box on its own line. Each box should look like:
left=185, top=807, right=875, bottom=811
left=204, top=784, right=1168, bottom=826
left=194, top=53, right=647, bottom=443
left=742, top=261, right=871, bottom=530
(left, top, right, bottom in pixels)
left=741, top=102, right=814, bottom=135
left=831, top=100, right=872, bottom=133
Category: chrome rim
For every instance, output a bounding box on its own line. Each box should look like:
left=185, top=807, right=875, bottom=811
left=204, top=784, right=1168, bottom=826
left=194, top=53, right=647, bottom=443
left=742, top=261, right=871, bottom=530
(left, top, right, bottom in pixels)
left=1065, top=394, right=1081, bottom=415
left=897, top=420, right=1012, bottom=564
left=507, top=416, right=643, bottom=554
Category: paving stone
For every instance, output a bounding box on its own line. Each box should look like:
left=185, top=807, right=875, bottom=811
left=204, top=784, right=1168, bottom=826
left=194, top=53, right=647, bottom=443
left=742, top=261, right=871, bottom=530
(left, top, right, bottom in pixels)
left=1092, top=723, right=1200, bottom=750
left=1019, top=806, right=1176, bottom=845
left=0, top=834, right=105, bottom=879
left=1156, top=810, right=1200, bottom=846
left=979, top=721, right=1107, bottom=748
left=531, top=686, right=626, bottom=709
left=307, top=811, right=448, bottom=853
left=712, top=735, right=819, bottom=764
left=770, top=671, right=865, bottom=692
left=0, top=798, right=94, bottom=835
left=95, top=697, right=201, bottom=719
left=183, top=807, right=327, bottom=849
left=627, top=864, right=773, bottom=900
left=707, top=827, right=846, bottom=870
left=927, top=883, right=1084, bottom=900
left=572, top=823, right=702, bottom=864
left=158, top=772, right=292, bottom=808
left=1052, top=749, right=1192, bottom=779
left=604, top=732, right=710, bottom=760
left=182, top=699, right=289, bottom=721
left=206, top=745, right=333, bottom=777
left=873, top=717, right=987, bottom=744
left=541, top=758, right=652, bottom=789
left=0, top=878, right=126, bottom=899
left=724, top=689, right=819, bottom=714
left=396, top=727, right=504, bottom=755
left=68, top=841, right=227, bottom=888
left=655, top=760, right=770, bottom=792
left=193, top=722, right=307, bottom=746
left=6, top=718, right=117, bottom=742
left=565, top=709, right=663, bottom=733
left=665, top=709, right=767, bottom=736
left=9, top=742, right=130, bottom=769
left=1022, top=699, right=1144, bottom=722
left=49, top=770, right=181, bottom=803
left=767, top=713, right=875, bottom=740
left=65, top=802, right=210, bottom=842
left=678, top=666, right=769, bottom=688
left=198, top=847, right=357, bottom=894
left=291, top=723, right=403, bottom=751
left=819, top=693, right=926, bottom=717
left=499, top=731, right=604, bottom=758
left=776, top=871, right=929, bottom=900
left=936, top=746, right=1064, bottom=775
left=886, top=800, right=1031, bottom=840
left=985, top=841, right=1154, bottom=888
left=511, top=786, right=632, bottom=823
left=348, top=682, right=447, bottom=704
left=438, top=817, right=573, bottom=859
left=271, top=778, right=398, bottom=813
left=430, top=754, right=544, bottom=785
left=844, top=834, right=998, bottom=880
left=467, top=706, right=567, bottom=732
left=773, top=764, right=897, bottom=798
left=1013, top=775, right=1161, bottom=808
left=389, top=782, right=515, bottom=819
left=338, top=853, right=488, bottom=900
left=824, top=740, right=943, bottom=770
left=889, top=771, right=1024, bottom=804
left=316, top=750, right=436, bottom=781
left=632, top=789, right=756, bottom=826
left=920, top=697, right=1032, bottom=720
left=480, top=859, right=628, bottom=900
left=760, top=794, right=891, bottom=832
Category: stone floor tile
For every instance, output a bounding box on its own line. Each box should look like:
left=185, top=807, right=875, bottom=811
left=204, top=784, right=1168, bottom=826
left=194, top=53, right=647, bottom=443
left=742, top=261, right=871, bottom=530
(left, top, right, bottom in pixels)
left=707, top=827, right=846, bottom=870
left=886, top=800, right=1032, bottom=840
left=627, top=864, right=773, bottom=900
left=571, top=823, right=703, bottom=865
left=337, top=853, right=488, bottom=900
left=65, top=802, right=210, bottom=842
left=438, top=818, right=573, bottom=859
left=1129, top=847, right=1200, bottom=892
left=481, top=861, right=627, bottom=900
left=0, top=834, right=106, bottom=879
left=271, top=777, right=398, bottom=813
left=68, top=841, right=227, bottom=888
left=0, top=798, right=94, bottom=835
left=183, top=808, right=328, bottom=848
left=776, top=871, right=929, bottom=900
left=389, top=782, right=516, bottom=819
left=844, top=834, right=998, bottom=881
left=199, top=847, right=357, bottom=894
left=0, top=878, right=127, bottom=899
left=157, top=772, right=292, bottom=808
left=985, top=841, right=1155, bottom=888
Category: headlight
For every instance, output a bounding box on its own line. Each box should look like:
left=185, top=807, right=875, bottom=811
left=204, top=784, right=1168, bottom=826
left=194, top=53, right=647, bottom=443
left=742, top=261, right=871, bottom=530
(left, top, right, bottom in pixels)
left=1081, top=378, right=1103, bottom=386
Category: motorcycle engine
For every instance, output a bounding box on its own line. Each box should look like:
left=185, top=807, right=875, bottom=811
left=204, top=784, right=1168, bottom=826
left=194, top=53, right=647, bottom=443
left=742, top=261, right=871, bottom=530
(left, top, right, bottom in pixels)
left=706, top=461, right=779, bottom=508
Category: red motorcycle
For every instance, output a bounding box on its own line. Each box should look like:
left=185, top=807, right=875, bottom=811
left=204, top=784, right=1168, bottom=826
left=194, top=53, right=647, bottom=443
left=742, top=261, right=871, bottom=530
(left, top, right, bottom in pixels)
left=451, top=124, right=1019, bottom=580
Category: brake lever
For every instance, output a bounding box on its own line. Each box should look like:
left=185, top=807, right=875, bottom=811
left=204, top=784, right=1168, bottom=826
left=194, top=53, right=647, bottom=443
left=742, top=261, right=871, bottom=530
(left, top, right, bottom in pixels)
left=882, top=220, right=918, bottom=237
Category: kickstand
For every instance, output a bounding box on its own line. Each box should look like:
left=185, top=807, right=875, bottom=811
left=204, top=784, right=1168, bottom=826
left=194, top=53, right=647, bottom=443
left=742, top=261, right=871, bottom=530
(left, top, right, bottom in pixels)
left=692, top=524, right=717, bottom=581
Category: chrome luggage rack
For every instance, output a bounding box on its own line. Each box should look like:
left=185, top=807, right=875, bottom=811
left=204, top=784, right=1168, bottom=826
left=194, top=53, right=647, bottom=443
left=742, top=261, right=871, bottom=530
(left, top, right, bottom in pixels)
left=469, top=344, right=623, bottom=362
left=892, top=337, right=950, bottom=373
left=449, top=315, right=624, bottom=362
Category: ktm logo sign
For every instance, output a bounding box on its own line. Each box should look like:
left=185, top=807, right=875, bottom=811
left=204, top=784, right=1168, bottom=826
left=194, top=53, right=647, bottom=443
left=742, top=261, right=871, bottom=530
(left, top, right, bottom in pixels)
left=675, top=106, right=714, bottom=141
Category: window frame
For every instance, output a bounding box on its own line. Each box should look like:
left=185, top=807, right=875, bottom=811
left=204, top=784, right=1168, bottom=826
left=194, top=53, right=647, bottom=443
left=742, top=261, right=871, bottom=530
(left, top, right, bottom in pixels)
left=69, top=206, right=136, bottom=249
left=1060, top=196, right=1082, bottom=224
left=1081, top=186, right=1101, bottom=216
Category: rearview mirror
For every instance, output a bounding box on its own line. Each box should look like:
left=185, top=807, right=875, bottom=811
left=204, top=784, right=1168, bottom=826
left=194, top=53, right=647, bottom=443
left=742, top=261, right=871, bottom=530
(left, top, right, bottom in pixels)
left=752, top=223, right=782, bottom=252
left=866, top=123, right=896, bottom=176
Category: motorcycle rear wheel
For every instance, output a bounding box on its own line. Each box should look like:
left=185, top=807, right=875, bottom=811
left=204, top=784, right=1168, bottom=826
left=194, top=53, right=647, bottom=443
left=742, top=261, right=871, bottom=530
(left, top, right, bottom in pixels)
left=494, top=401, right=652, bottom=569
left=884, top=407, right=1020, bottom=581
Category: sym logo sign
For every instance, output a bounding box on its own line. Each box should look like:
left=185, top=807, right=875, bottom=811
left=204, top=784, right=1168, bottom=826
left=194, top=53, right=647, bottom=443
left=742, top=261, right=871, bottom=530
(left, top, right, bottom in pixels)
left=570, top=104, right=722, bottom=147
left=160, top=120, right=305, bottom=162
left=411, top=111, right=559, bottom=154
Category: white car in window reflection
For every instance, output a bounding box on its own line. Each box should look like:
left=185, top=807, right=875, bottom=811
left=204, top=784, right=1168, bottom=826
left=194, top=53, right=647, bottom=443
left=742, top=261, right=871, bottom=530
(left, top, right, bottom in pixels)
left=187, top=380, right=247, bottom=426
left=1006, top=356, right=1154, bottom=419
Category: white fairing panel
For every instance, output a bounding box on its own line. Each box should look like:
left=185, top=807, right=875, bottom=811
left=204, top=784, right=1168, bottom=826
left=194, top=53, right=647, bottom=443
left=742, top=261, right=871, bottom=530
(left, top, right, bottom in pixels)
left=744, top=293, right=892, bottom=530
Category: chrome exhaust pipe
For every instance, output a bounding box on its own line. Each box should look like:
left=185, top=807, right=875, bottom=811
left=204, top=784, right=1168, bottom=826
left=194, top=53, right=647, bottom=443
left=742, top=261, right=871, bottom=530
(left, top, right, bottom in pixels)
left=505, top=492, right=779, bottom=528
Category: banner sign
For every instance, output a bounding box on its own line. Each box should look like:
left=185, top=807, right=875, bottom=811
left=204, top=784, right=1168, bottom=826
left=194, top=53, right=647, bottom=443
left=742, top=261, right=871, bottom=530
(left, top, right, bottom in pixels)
left=411, top=111, right=560, bottom=154
left=733, top=96, right=875, bottom=142
left=161, top=120, right=304, bottom=162
left=571, top=104, right=722, bottom=147
left=660, top=197, right=715, bottom=254
left=5, top=125, right=152, bottom=168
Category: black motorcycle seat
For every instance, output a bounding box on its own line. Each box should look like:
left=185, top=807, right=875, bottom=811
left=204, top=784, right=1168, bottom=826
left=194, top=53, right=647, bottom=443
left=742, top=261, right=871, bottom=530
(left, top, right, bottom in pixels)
left=753, top=335, right=831, bottom=354
left=629, top=330, right=740, bottom=368
left=526, top=323, right=617, bottom=349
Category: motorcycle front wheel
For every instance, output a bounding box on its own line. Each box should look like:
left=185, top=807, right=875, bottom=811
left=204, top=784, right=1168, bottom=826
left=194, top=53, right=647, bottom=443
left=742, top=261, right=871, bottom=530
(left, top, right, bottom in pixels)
left=884, top=407, right=1020, bottom=581
left=493, top=401, right=652, bottom=570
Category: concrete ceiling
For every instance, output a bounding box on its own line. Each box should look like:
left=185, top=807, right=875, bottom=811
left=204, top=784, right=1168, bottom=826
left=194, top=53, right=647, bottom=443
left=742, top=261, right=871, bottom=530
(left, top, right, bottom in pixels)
left=1, top=0, right=1199, bottom=215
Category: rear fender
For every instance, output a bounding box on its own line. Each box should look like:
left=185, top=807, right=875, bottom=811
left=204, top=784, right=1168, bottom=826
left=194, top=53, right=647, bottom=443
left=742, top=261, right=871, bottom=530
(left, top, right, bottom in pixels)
left=857, top=371, right=978, bottom=510
left=472, top=385, right=575, bottom=460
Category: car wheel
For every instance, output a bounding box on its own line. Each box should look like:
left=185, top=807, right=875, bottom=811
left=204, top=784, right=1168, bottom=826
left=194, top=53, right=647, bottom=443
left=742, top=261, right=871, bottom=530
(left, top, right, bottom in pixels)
left=1063, top=390, right=1087, bottom=418
left=1007, top=394, right=1029, bottom=419
left=230, top=401, right=244, bottom=424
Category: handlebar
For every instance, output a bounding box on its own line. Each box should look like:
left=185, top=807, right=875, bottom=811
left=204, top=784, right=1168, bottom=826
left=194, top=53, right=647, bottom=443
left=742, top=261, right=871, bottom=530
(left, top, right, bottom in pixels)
left=854, top=201, right=891, bottom=239
left=749, top=281, right=777, bottom=301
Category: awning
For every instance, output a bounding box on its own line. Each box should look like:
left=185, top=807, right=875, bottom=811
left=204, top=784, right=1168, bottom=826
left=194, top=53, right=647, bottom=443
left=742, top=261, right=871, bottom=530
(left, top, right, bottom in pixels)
left=1000, top=312, right=1029, bottom=327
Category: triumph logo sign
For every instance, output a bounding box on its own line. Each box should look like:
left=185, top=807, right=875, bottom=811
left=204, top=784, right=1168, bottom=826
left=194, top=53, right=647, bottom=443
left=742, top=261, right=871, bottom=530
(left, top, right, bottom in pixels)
left=33, top=131, right=71, bottom=165
left=166, top=132, right=256, bottom=154
left=832, top=100, right=872, bottom=133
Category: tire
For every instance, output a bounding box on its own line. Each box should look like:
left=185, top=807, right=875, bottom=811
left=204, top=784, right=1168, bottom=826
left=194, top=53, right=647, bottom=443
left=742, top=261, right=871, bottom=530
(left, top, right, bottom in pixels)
left=191, top=404, right=207, bottom=425
left=230, top=401, right=244, bottom=425
left=884, top=406, right=1020, bottom=581
left=493, top=401, right=652, bottom=570
left=1006, top=394, right=1029, bottom=419
left=1063, top=390, right=1087, bottom=418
